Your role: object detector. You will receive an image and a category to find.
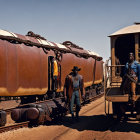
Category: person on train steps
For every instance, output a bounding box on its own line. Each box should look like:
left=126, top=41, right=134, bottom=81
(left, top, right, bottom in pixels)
left=121, top=52, right=140, bottom=102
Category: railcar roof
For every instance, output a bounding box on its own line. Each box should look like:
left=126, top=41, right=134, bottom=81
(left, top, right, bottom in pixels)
left=0, top=29, right=102, bottom=60
left=87, top=50, right=100, bottom=57
left=109, top=24, right=140, bottom=37
left=0, top=29, right=17, bottom=37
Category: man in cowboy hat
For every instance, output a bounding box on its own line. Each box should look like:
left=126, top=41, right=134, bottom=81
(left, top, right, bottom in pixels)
left=64, top=66, right=85, bottom=121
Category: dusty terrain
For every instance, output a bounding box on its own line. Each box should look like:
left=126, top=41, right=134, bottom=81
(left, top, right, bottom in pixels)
left=0, top=100, right=19, bottom=110
left=0, top=100, right=19, bottom=126
left=0, top=96, right=140, bottom=140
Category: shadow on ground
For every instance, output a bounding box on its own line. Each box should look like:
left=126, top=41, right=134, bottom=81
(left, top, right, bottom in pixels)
left=46, top=114, right=140, bottom=133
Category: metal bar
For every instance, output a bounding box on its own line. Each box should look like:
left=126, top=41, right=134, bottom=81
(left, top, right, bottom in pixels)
left=104, top=64, right=106, bottom=114
left=105, top=100, right=107, bottom=115
left=108, top=101, right=110, bottom=115
left=135, top=33, right=139, bottom=61
left=107, top=65, right=125, bottom=67
left=0, top=121, right=29, bottom=133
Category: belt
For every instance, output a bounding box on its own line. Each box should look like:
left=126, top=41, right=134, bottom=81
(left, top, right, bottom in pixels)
left=126, top=74, right=138, bottom=83
left=73, top=87, right=79, bottom=91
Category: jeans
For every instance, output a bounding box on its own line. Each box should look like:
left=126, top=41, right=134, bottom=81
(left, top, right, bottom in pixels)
left=70, top=90, right=81, bottom=115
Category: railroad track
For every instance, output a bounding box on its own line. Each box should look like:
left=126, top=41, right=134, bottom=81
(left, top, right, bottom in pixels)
left=0, top=121, right=29, bottom=133
left=86, top=92, right=104, bottom=102
left=0, top=93, right=104, bottom=133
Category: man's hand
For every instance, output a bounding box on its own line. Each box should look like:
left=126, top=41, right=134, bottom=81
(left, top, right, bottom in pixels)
left=64, top=96, right=67, bottom=102
left=137, top=82, right=140, bottom=86
left=82, top=94, right=85, bottom=100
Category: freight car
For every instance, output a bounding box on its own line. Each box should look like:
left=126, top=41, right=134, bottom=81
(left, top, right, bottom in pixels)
left=0, top=29, right=103, bottom=126
left=105, top=23, right=140, bottom=120
left=0, top=30, right=103, bottom=102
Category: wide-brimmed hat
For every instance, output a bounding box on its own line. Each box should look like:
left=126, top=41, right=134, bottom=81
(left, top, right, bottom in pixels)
left=71, top=66, right=81, bottom=71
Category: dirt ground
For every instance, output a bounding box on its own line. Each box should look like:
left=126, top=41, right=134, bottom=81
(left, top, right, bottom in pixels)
left=0, top=100, right=20, bottom=110
left=0, top=96, right=140, bottom=140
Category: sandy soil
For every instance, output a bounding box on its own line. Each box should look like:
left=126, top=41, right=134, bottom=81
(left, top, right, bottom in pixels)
left=0, top=100, right=20, bottom=110
left=0, top=100, right=19, bottom=126
left=0, top=97, right=140, bottom=140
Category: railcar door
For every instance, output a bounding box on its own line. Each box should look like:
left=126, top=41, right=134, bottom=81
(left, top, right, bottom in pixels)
left=48, top=56, right=53, bottom=92
left=48, top=56, right=61, bottom=93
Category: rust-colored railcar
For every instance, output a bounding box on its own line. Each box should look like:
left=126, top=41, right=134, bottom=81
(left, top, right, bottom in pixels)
left=0, top=30, right=103, bottom=101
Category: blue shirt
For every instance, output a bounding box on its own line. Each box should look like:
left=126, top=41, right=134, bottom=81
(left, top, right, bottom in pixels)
left=125, top=60, right=140, bottom=82
left=72, top=74, right=81, bottom=88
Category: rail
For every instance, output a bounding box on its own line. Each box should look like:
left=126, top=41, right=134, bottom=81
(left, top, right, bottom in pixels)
left=0, top=121, right=29, bottom=133
left=104, top=59, right=125, bottom=91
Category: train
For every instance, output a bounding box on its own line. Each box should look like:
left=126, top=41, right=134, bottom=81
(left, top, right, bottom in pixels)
left=0, top=29, right=104, bottom=126
left=105, top=23, right=140, bottom=120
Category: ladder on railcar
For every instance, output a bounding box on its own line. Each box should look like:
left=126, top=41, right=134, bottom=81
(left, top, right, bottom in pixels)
left=104, top=58, right=125, bottom=115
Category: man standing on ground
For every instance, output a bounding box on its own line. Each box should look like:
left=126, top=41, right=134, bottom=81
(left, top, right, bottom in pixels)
left=64, top=66, right=85, bottom=121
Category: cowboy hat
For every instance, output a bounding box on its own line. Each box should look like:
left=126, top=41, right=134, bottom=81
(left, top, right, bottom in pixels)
left=71, top=66, right=81, bottom=71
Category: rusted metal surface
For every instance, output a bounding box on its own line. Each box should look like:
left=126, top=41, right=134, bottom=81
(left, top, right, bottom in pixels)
left=0, top=121, right=29, bottom=133
left=0, top=31, right=103, bottom=96
left=5, top=107, right=16, bottom=115
left=11, top=98, right=66, bottom=124
left=94, top=60, right=104, bottom=84
left=10, top=92, right=103, bottom=125
left=0, top=92, right=103, bottom=133
left=61, top=53, right=96, bottom=88
left=0, top=34, right=102, bottom=60
left=0, top=39, right=48, bottom=96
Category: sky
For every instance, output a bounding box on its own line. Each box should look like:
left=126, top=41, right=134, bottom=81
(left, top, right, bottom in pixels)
left=0, top=0, right=140, bottom=60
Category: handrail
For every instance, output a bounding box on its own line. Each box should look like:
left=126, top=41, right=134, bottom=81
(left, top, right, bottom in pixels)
left=104, top=58, right=125, bottom=94
left=107, top=65, right=125, bottom=67
left=104, top=58, right=125, bottom=115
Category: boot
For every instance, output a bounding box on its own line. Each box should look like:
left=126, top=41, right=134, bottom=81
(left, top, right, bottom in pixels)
left=76, top=112, right=79, bottom=121
left=72, top=113, right=74, bottom=119
left=71, top=113, right=75, bottom=123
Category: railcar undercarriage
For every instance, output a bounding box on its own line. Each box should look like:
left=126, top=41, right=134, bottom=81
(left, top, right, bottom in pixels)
left=0, top=83, right=103, bottom=127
